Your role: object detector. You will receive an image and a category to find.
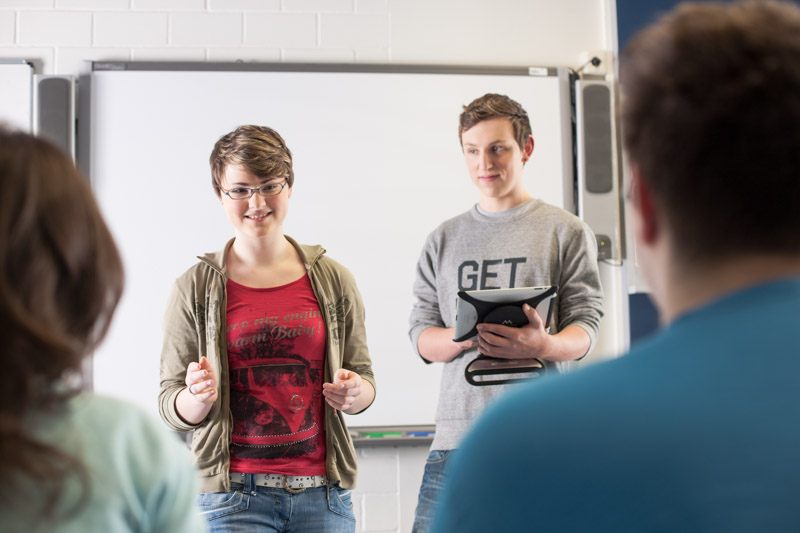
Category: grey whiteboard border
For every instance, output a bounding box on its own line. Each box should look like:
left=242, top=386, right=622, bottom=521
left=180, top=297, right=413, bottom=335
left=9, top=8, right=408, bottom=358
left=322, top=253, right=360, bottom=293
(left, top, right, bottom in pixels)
left=87, top=60, right=559, bottom=77
left=0, top=58, right=33, bottom=66
left=77, top=61, right=575, bottom=212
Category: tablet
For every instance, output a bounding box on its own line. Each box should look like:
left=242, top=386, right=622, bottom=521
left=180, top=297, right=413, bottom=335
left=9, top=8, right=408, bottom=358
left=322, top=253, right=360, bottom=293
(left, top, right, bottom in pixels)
left=452, top=285, right=558, bottom=342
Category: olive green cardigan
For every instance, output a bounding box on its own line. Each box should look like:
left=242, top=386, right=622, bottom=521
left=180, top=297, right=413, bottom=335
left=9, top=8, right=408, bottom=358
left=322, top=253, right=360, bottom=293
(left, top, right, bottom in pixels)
left=158, top=236, right=376, bottom=493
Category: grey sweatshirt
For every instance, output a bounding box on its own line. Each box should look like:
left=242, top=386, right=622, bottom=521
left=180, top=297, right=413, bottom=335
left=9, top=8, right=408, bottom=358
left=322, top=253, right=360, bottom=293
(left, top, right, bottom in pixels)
left=409, top=199, right=604, bottom=450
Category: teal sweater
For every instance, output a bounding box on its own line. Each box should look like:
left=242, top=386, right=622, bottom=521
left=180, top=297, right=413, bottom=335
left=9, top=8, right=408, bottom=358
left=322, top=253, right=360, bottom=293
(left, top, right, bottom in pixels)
left=435, top=278, right=800, bottom=532
left=6, top=393, right=204, bottom=533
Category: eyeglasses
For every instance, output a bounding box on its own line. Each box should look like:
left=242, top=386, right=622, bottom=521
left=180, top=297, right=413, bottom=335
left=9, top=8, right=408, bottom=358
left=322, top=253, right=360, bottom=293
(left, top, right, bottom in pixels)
left=219, top=180, right=287, bottom=200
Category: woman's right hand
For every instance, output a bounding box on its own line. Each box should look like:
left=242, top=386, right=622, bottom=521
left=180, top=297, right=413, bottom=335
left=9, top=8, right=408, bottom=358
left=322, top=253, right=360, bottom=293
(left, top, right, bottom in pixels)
left=184, top=356, right=218, bottom=403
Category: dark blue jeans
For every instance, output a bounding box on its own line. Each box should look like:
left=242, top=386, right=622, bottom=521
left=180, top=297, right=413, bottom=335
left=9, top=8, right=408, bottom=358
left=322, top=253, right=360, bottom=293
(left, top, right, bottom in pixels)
left=197, top=474, right=355, bottom=533
left=412, top=449, right=454, bottom=533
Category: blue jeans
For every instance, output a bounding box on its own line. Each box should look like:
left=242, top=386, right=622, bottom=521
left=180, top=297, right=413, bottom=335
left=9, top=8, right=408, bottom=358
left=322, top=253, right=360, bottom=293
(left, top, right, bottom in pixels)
left=197, top=474, right=355, bottom=533
left=412, top=449, right=454, bottom=533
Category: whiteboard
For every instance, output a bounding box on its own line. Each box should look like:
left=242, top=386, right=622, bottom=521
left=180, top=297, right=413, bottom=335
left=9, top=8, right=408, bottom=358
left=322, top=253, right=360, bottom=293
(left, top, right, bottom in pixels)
left=81, top=62, right=574, bottom=428
left=0, top=59, right=32, bottom=131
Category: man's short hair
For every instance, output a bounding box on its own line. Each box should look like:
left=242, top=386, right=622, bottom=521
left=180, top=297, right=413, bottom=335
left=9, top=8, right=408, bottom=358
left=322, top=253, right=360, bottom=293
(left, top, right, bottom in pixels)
left=459, top=93, right=532, bottom=151
left=209, top=125, right=294, bottom=197
left=621, top=0, right=800, bottom=262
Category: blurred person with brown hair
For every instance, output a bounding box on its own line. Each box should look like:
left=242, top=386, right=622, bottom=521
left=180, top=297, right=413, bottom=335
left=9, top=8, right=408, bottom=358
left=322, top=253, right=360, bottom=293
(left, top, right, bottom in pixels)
left=0, top=128, right=204, bottom=532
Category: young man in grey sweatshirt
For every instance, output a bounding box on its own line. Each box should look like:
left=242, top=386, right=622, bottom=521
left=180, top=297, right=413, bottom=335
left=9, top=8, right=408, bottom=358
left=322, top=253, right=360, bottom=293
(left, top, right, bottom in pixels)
left=408, top=93, right=604, bottom=533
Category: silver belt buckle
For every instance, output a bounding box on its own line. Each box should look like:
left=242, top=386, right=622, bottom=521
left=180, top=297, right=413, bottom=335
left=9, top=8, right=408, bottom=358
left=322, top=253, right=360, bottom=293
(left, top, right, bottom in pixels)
left=282, top=474, right=327, bottom=493
left=283, top=475, right=306, bottom=494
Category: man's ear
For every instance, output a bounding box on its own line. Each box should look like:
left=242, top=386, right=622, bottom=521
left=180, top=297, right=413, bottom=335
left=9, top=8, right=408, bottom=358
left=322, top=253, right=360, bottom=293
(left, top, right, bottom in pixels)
left=630, top=163, right=659, bottom=244
left=522, top=134, right=534, bottom=163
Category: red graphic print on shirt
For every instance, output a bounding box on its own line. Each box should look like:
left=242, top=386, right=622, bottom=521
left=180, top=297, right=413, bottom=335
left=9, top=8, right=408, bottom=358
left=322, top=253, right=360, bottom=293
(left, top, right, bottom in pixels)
left=226, top=275, right=327, bottom=476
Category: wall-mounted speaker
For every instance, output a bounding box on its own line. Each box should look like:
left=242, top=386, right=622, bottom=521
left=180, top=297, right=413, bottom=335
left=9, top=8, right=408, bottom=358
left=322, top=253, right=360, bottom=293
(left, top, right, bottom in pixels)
left=33, top=75, right=75, bottom=159
left=575, top=79, right=622, bottom=262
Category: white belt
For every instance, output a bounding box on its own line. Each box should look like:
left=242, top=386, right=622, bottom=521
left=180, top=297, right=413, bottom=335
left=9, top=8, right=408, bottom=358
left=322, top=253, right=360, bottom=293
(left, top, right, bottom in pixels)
left=230, top=472, right=328, bottom=493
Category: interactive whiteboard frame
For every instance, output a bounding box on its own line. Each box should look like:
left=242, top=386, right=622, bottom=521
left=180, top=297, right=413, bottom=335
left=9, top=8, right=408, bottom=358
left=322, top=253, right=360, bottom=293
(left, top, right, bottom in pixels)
left=79, top=61, right=574, bottom=428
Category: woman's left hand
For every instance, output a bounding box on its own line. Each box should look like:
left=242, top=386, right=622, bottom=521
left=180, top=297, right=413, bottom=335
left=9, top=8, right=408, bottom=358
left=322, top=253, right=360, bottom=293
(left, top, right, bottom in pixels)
left=322, top=369, right=362, bottom=412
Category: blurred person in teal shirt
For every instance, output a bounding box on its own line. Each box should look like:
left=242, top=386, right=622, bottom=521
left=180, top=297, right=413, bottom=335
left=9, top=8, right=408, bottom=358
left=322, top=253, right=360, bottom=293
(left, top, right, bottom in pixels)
left=0, top=128, right=205, bottom=533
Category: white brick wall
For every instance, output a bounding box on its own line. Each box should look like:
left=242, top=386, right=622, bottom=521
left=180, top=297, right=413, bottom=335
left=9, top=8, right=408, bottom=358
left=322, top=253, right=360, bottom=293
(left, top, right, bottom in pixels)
left=58, top=0, right=129, bottom=9
left=170, top=12, right=242, bottom=46
left=319, top=13, right=388, bottom=48
left=207, top=0, right=281, bottom=11
left=0, top=0, right=51, bottom=8
left=0, top=2, right=615, bottom=531
left=353, top=443, right=430, bottom=533
left=244, top=12, right=316, bottom=48
left=0, top=0, right=613, bottom=75
left=94, top=12, right=169, bottom=46
left=0, top=10, right=14, bottom=43
left=284, top=0, right=353, bottom=12
left=133, top=0, right=205, bottom=9
left=388, top=1, right=609, bottom=66
left=356, top=0, right=388, bottom=13
left=18, top=11, right=92, bottom=46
